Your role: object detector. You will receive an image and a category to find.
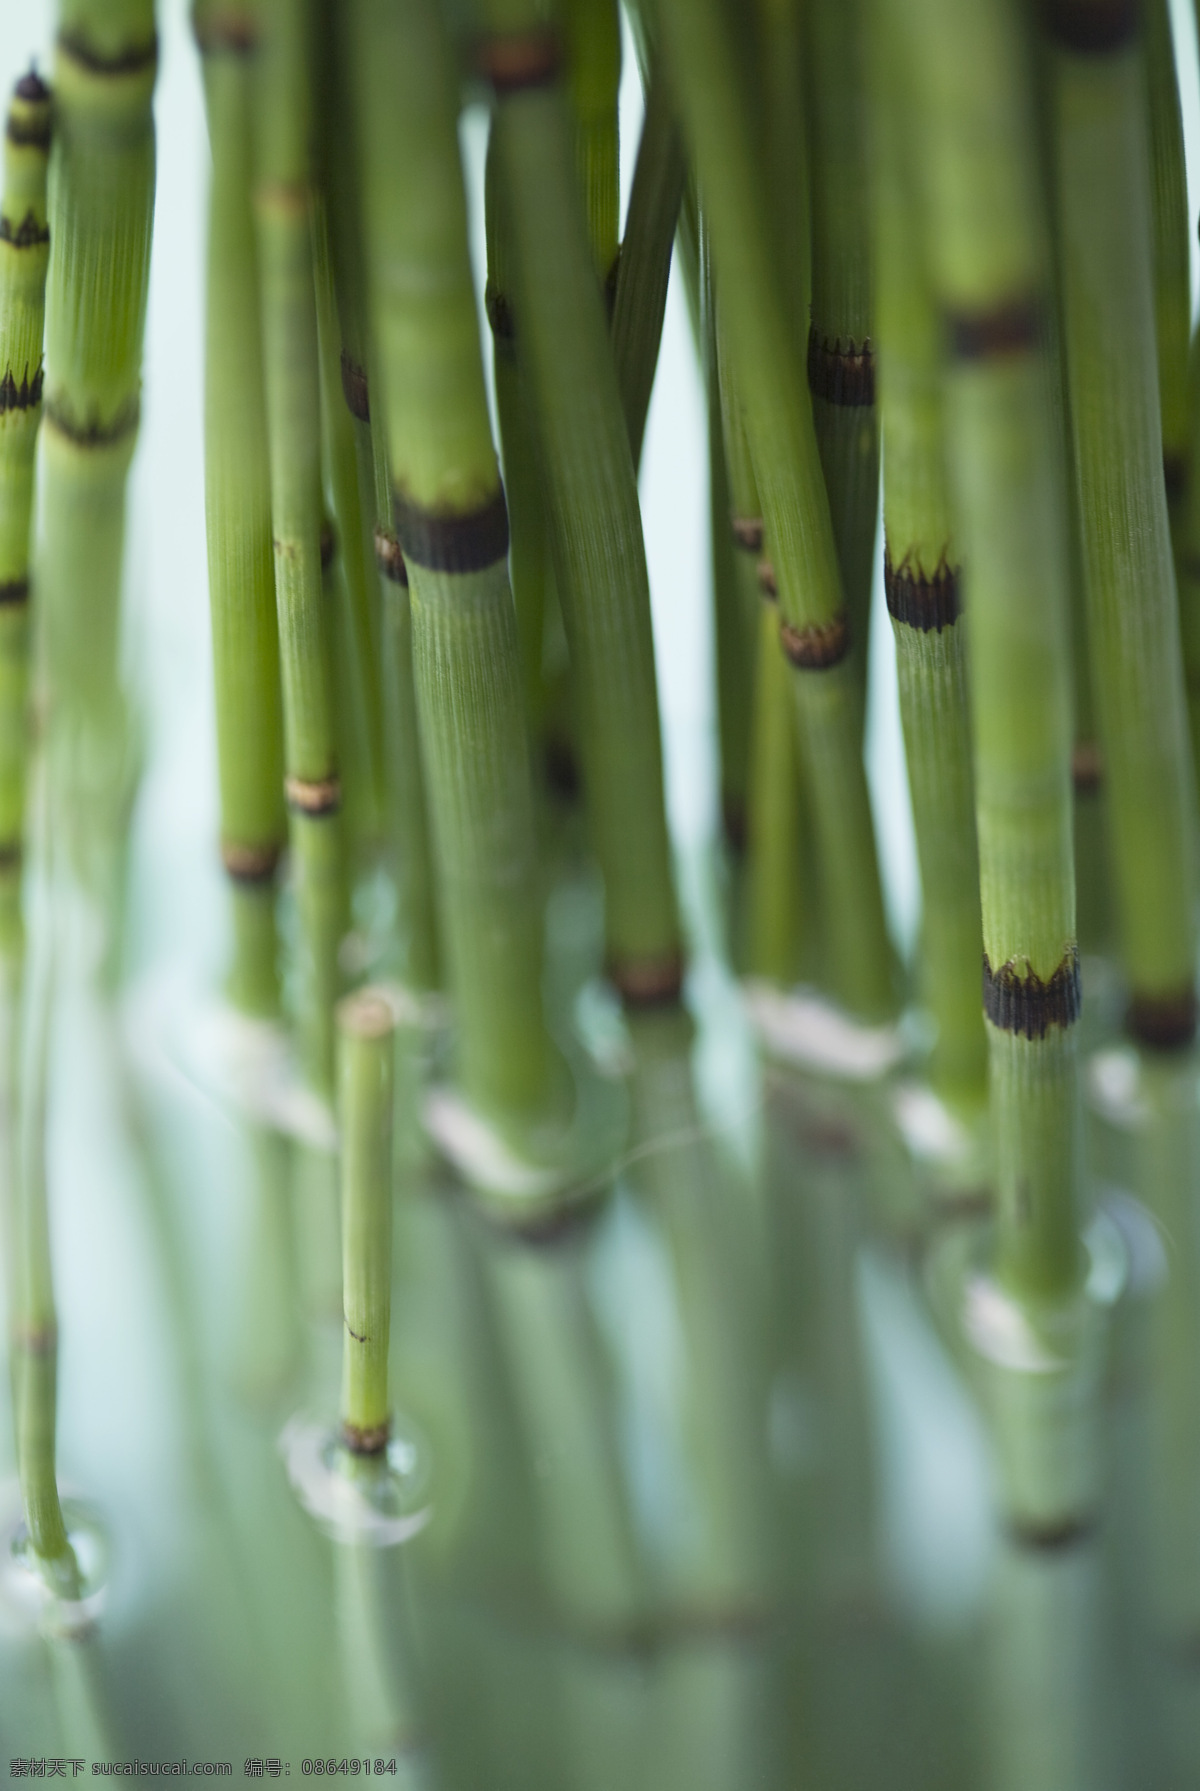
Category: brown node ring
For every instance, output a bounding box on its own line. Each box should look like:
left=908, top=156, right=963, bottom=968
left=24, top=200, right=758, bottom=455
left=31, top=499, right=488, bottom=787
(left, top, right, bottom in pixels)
left=44, top=395, right=138, bottom=447
left=285, top=775, right=341, bottom=818
left=609, top=949, right=685, bottom=1009
left=946, top=295, right=1043, bottom=362
left=221, top=840, right=281, bottom=885
left=479, top=28, right=562, bottom=95
left=780, top=611, right=850, bottom=671
left=1007, top=1511, right=1097, bottom=1553
left=0, top=840, right=21, bottom=871
left=983, top=946, right=1081, bottom=1039
left=339, top=351, right=369, bottom=422
left=374, top=528, right=409, bottom=586
left=0, top=577, right=29, bottom=606
left=806, top=327, right=875, bottom=407
left=394, top=486, right=510, bottom=575
left=192, top=13, right=257, bottom=56
left=1043, top=0, right=1139, bottom=54
left=340, top=1419, right=390, bottom=1459
left=0, top=364, right=42, bottom=410
left=0, top=211, right=50, bottom=247
left=731, top=515, right=764, bottom=555
left=56, top=28, right=159, bottom=77
left=1127, top=986, right=1198, bottom=1052
left=1071, top=740, right=1103, bottom=794
left=884, top=553, right=960, bottom=631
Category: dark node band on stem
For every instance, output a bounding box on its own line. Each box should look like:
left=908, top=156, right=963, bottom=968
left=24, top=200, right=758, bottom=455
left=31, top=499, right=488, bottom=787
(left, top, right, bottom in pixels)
left=1071, top=740, right=1103, bottom=793
left=478, top=27, right=562, bottom=95
left=0, top=577, right=29, bottom=606
left=319, top=520, right=336, bottom=573
left=1006, top=1510, right=1098, bottom=1552
left=0, top=212, right=49, bottom=248
left=44, top=397, right=139, bottom=447
left=339, top=351, right=369, bottom=422
left=983, top=945, right=1082, bottom=1038
left=221, top=839, right=282, bottom=884
left=0, top=840, right=21, bottom=871
left=11, top=1318, right=56, bottom=1355
left=884, top=552, right=961, bottom=631
left=394, top=485, right=510, bottom=574
left=945, top=294, right=1044, bottom=362
left=6, top=112, right=50, bottom=152
left=15, top=70, right=50, bottom=104
left=285, top=774, right=342, bottom=818
left=757, top=559, right=777, bottom=601
left=1164, top=452, right=1186, bottom=507
left=731, top=514, right=764, bottom=554
left=340, top=1418, right=390, bottom=1458
left=780, top=611, right=850, bottom=671
left=609, top=948, right=685, bottom=1008
left=56, top=28, right=159, bottom=78
left=0, top=366, right=42, bottom=413
left=806, top=327, right=876, bottom=407
left=1127, top=985, right=1198, bottom=1051
left=485, top=284, right=516, bottom=352
left=1042, top=0, right=1140, bottom=55
left=192, top=13, right=258, bottom=57
left=374, top=528, right=408, bottom=586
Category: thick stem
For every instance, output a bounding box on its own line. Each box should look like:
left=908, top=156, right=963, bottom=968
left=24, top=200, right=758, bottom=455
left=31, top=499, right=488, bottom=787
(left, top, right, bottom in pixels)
left=1051, top=20, right=1198, bottom=1046
left=196, top=6, right=286, bottom=1019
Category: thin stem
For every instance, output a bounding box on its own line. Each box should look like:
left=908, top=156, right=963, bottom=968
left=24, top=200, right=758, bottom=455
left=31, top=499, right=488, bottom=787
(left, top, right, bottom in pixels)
left=338, top=988, right=395, bottom=1456
left=1144, top=0, right=1189, bottom=525
left=562, top=0, right=621, bottom=282
left=656, top=0, right=894, bottom=1020
left=254, top=0, right=347, bottom=1095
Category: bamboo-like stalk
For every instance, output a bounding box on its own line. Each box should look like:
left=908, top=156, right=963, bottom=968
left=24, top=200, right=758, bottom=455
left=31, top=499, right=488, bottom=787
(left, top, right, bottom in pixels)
left=562, top=0, right=621, bottom=285
left=39, top=0, right=155, bottom=929
left=338, top=988, right=395, bottom=1457
left=869, top=25, right=986, bottom=1113
left=195, top=2, right=287, bottom=1023
left=481, top=1, right=683, bottom=1005
left=253, top=0, right=346, bottom=1096
left=0, top=75, right=50, bottom=868
left=352, top=0, right=559, bottom=1145
left=1144, top=0, right=1189, bottom=530
left=610, top=57, right=685, bottom=468
left=316, top=8, right=441, bottom=994
left=1050, top=10, right=1198, bottom=1052
left=654, top=0, right=893, bottom=1022
left=806, top=0, right=878, bottom=703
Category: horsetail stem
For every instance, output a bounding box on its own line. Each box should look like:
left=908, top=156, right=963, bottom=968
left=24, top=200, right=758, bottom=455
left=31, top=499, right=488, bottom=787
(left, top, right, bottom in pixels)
left=195, top=3, right=287, bottom=1021
left=1143, top=0, right=1189, bottom=526
left=806, top=0, right=879, bottom=702
left=482, top=3, right=683, bottom=1005
left=353, top=0, right=558, bottom=1137
left=610, top=55, right=684, bottom=467
left=655, top=0, right=894, bottom=1021
left=870, top=26, right=986, bottom=1111
left=561, top=0, right=621, bottom=283
left=1050, top=8, right=1198, bottom=1049
left=338, top=988, right=395, bottom=1458
left=254, top=0, right=346, bottom=1094
left=888, top=0, right=1083, bottom=1299
left=39, top=0, right=155, bottom=886
left=707, top=377, right=755, bottom=860
left=0, top=74, right=50, bottom=869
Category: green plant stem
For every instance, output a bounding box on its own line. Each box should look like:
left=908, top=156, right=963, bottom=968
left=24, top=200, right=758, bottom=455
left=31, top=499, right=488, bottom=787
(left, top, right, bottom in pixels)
left=0, top=75, right=50, bottom=865
left=562, top=0, right=621, bottom=282
left=353, top=0, right=558, bottom=1143
left=1051, top=15, right=1198, bottom=1049
left=806, top=0, right=878, bottom=702
left=884, top=0, right=1083, bottom=1304
left=40, top=0, right=155, bottom=930
left=610, top=57, right=685, bottom=467
left=655, top=0, right=893, bottom=1021
left=1144, top=0, right=1189, bottom=529
left=744, top=600, right=805, bottom=985
left=708, top=388, right=755, bottom=860
left=870, top=31, right=985, bottom=1112
left=482, top=7, right=682, bottom=1003
left=254, top=0, right=346, bottom=1096
left=338, top=988, right=395, bottom=1455
left=195, top=4, right=287, bottom=1022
